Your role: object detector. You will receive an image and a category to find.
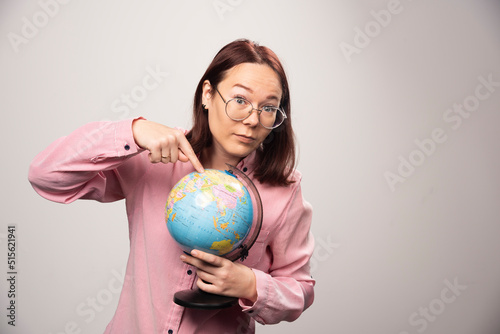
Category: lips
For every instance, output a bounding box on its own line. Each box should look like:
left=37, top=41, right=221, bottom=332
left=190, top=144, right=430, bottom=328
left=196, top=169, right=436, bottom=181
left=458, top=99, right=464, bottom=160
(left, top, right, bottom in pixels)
left=234, top=134, right=256, bottom=144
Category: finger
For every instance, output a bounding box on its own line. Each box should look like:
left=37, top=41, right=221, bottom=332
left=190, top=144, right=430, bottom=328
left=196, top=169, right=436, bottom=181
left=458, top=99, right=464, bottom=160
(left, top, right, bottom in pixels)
left=169, top=146, right=179, bottom=163
left=149, top=152, right=161, bottom=164
left=196, top=277, right=220, bottom=294
left=191, top=250, right=224, bottom=267
left=195, top=268, right=216, bottom=284
left=180, top=254, right=222, bottom=279
left=180, top=253, right=207, bottom=269
left=177, top=136, right=204, bottom=173
left=160, top=146, right=171, bottom=163
left=180, top=252, right=216, bottom=272
left=178, top=151, right=189, bottom=163
left=148, top=143, right=162, bottom=163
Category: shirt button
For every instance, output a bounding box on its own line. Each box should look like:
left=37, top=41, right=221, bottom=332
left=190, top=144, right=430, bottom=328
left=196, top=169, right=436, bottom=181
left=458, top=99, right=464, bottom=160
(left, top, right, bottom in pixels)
left=168, top=330, right=173, bottom=334
left=187, top=269, right=192, bottom=275
left=242, top=167, right=248, bottom=172
left=124, top=144, right=130, bottom=150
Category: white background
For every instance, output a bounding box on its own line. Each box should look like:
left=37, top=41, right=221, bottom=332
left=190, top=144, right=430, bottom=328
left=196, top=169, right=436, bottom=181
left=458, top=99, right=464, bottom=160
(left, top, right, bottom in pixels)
left=1, top=0, right=500, bottom=333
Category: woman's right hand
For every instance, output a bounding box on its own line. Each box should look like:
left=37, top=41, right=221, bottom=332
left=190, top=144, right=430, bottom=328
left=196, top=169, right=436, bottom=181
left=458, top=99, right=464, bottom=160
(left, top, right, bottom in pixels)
left=132, top=119, right=204, bottom=173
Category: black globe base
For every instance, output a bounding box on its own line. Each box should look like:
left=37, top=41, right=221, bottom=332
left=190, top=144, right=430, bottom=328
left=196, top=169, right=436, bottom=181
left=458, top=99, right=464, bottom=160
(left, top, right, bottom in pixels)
left=173, top=288, right=237, bottom=309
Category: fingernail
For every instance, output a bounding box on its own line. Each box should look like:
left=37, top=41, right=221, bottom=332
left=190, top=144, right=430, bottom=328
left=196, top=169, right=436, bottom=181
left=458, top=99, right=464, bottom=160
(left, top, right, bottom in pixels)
left=180, top=254, right=186, bottom=261
left=191, top=250, right=198, bottom=257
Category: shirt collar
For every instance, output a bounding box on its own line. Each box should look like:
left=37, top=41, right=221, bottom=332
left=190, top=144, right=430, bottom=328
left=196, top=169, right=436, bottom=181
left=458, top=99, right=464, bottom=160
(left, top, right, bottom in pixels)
left=236, top=150, right=258, bottom=175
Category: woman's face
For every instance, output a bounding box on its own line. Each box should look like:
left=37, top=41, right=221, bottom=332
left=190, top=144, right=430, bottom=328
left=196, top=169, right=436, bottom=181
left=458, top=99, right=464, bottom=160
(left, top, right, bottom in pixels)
left=202, top=63, right=282, bottom=166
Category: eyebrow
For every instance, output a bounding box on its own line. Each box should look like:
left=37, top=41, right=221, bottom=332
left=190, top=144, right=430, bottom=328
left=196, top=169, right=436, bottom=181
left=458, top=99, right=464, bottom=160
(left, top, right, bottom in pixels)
left=232, top=83, right=280, bottom=102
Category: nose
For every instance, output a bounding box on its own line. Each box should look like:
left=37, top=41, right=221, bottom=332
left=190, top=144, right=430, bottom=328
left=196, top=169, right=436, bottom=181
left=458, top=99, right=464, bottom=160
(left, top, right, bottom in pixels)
left=242, top=109, right=260, bottom=127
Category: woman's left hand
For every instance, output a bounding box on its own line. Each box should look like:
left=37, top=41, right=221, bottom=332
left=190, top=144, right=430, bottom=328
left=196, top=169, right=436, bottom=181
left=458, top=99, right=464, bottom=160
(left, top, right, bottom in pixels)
left=180, top=250, right=258, bottom=303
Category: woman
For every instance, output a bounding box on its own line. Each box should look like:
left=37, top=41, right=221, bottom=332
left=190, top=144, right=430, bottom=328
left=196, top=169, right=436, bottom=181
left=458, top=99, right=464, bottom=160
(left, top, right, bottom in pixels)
left=29, top=39, right=315, bottom=333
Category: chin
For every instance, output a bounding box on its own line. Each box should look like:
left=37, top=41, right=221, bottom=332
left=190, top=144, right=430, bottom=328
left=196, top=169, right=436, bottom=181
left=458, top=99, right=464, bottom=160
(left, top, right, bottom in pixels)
left=225, top=147, right=255, bottom=161
left=235, top=143, right=260, bottom=156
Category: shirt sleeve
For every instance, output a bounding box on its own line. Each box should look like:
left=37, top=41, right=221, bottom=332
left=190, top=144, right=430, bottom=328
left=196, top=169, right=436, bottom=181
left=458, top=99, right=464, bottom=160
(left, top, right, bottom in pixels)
left=238, top=180, right=315, bottom=324
left=28, top=118, right=146, bottom=204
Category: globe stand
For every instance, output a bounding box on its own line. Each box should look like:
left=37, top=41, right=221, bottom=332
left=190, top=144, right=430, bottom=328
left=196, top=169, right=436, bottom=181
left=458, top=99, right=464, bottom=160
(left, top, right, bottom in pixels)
left=172, top=164, right=263, bottom=309
left=174, top=288, right=237, bottom=309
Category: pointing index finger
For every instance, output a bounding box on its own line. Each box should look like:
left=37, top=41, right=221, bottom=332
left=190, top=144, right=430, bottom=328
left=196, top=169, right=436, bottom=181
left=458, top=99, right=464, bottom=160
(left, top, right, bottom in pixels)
left=178, top=135, right=204, bottom=173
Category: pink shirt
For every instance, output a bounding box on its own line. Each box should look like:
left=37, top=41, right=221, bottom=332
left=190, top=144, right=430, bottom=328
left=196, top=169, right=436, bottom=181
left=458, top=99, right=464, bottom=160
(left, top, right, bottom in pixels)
left=28, top=118, right=315, bottom=334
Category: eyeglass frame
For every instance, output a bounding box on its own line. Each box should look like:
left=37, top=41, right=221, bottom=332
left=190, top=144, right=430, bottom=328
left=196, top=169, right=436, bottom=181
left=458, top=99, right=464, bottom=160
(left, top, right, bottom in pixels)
left=213, top=87, right=287, bottom=130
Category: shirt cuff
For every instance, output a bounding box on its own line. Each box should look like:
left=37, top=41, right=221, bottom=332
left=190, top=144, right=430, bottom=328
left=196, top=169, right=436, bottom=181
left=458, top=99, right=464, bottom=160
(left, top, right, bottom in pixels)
left=115, top=117, right=146, bottom=156
left=238, top=269, right=270, bottom=317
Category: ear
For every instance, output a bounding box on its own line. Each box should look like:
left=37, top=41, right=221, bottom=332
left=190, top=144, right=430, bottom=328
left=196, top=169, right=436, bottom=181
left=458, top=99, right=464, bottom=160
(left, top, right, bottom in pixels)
left=202, top=80, right=212, bottom=106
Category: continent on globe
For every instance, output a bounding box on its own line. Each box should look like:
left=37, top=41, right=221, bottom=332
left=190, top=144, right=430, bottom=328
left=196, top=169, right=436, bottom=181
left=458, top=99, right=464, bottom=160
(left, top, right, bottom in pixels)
left=165, top=169, right=253, bottom=257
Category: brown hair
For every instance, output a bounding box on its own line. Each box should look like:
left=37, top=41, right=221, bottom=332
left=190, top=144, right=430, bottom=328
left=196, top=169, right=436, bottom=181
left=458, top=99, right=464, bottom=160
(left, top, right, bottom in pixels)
left=186, top=39, right=295, bottom=186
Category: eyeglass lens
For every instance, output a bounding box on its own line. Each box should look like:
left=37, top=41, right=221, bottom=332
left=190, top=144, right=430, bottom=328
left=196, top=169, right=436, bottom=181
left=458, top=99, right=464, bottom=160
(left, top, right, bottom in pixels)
left=226, top=98, right=284, bottom=129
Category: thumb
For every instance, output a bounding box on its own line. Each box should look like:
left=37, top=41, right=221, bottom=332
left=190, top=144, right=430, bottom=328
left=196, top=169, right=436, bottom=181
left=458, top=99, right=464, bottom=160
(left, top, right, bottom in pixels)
left=178, top=152, right=189, bottom=163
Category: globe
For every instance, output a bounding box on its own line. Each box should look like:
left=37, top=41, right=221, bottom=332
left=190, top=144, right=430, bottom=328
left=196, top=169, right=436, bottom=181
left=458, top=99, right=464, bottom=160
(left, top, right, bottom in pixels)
left=165, top=169, right=254, bottom=257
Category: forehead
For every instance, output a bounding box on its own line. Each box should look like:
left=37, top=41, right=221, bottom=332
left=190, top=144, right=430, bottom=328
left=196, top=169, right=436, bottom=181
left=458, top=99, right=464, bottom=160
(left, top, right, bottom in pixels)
left=220, top=63, right=282, bottom=98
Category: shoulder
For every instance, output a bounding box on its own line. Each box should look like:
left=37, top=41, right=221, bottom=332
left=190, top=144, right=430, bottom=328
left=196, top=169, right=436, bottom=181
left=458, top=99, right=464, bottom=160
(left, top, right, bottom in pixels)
left=287, top=168, right=303, bottom=184
left=255, top=168, right=304, bottom=209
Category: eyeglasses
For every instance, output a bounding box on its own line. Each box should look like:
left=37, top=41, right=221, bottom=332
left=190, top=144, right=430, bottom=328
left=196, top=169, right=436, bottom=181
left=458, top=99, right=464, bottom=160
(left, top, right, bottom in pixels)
left=215, top=87, right=287, bottom=129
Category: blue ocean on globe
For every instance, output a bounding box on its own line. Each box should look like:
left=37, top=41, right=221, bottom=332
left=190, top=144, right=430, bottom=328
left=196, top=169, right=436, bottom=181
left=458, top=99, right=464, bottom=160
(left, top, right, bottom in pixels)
left=165, top=169, right=253, bottom=256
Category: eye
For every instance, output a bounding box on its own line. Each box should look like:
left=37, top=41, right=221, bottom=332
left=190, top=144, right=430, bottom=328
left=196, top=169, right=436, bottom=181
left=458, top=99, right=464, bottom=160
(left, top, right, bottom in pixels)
left=262, top=106, right=278, bottom=113
left=235, top=98, right=246, bottom=105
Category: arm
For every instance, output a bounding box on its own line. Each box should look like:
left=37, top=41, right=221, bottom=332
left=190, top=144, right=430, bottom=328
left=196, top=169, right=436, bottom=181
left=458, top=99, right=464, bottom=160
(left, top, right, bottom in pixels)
left=28, top=118, right=204, bottom=204
left=241, top=182, right=315, bottom=324
left=28, top=118, right=145, bottom=203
